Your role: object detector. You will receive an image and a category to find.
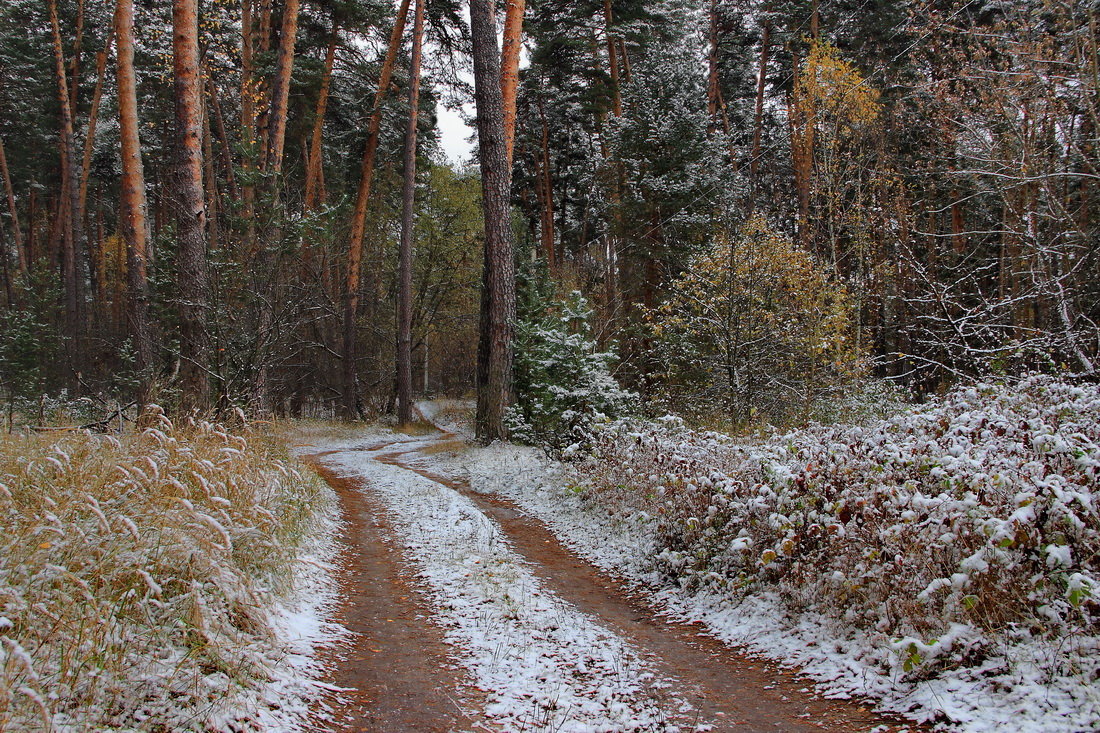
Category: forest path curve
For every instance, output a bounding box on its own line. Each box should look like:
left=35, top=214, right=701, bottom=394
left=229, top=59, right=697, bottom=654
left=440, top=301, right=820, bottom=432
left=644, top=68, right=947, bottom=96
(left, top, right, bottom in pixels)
left=299, top=422, right=912, bottom=732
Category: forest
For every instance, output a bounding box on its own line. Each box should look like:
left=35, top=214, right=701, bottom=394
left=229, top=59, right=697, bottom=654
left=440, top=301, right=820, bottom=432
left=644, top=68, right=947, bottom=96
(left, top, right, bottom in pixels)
left=0, top=1, right=1098, bottom=729
left=0, top=0, right=1094, bottom=435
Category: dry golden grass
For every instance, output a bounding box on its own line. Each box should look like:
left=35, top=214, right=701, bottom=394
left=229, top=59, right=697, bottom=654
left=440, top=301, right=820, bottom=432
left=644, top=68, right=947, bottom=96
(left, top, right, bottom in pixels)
left=0, top=408, right=334, bottom=730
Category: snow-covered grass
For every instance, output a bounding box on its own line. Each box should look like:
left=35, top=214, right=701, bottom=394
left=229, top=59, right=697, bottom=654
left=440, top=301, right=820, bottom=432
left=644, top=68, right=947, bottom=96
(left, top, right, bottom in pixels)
left=321, top=439, right=700, bottom=732
left=459, top=376, right=1100, bottom=730
left=0, top=409, right=342, bottom=730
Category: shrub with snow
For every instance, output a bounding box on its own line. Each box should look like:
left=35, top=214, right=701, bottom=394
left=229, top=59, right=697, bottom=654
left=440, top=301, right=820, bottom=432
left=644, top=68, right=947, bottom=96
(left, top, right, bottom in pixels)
left=0, top=409, right=336, bottom=729
left=507, top=291, right=636, bottom=453
left=577, top=376, right=1099, bottom=685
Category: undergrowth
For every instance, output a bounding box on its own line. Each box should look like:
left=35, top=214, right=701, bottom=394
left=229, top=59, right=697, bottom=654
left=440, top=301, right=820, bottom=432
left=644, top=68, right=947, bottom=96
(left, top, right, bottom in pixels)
left=575, top=376, right=1100, bottom=681
left=0, top=408, right=334, bottom=730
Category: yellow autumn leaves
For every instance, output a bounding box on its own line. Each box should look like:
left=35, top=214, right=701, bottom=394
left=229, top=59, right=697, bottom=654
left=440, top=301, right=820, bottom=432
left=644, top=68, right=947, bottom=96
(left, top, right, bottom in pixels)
left=796, top=41, right=882, bottom=135
left=649, top=215, right=864, bottom=427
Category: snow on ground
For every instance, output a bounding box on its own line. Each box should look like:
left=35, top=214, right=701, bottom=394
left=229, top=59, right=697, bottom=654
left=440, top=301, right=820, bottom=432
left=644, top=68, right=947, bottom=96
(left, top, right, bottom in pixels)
left=448, top=440, right=1100, bottom=733
left=315, top=436, right=708, bottom=732
left=417, top=398, right=477, bottom=438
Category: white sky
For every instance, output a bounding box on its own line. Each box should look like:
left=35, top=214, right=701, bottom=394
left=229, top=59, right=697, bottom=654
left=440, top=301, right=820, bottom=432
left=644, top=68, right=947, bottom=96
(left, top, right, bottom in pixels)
left=436, top=101, right=476, bottom=166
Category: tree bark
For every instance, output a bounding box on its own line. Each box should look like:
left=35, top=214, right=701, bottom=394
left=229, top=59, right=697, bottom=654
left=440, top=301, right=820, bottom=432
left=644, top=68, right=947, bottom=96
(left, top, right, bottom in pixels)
left=342, top=0, right=412, bottom=419
left=87, top=185, right=104, bottom=327
left=0, top=138, right=25, bottom=277
left=173, top=0, right=210, bottom=408
left=116, top=0, right=152, bottom=376
left=603, top=0, right=623, bottom=116
left=264, top=0, right=301, bottom=175
left=397, top=0, right=426, bottom=426
left=259, top=0, right=274, bottom=53
left=304, top=22, right=338, bottom=211
left=79, top=33, right=113, bottom=230
left=202, top=91, right=221, bottom=252
left=536, top=97, right=555, bottom=267
left=49, top=0, right=85, bottom=350
left=471, top=0, right=517, bottom=441
left=0, top=225, right=12, bottom=306
left=27, top=189, right=38, bottom=267
left=500, top=0, right=525, bottom=167
left=67, top=0, right=85, bottom=117
left=206, top=79, right=239, bottom=201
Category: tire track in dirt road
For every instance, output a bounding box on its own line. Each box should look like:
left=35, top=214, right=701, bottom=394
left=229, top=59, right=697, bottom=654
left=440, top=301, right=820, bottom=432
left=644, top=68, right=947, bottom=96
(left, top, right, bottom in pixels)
left=303, top=429, right=917, bottom=732
left=373, top=433, right=913, bottom=733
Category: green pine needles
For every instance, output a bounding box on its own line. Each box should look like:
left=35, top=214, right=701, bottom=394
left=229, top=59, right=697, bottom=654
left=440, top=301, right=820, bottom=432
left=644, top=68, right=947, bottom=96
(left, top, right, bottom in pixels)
left=507, top=278, right=636, bottom=454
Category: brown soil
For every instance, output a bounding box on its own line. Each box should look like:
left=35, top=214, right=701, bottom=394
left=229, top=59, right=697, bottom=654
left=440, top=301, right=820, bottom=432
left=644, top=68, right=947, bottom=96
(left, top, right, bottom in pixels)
left=302, top=431, right=920, bottom=732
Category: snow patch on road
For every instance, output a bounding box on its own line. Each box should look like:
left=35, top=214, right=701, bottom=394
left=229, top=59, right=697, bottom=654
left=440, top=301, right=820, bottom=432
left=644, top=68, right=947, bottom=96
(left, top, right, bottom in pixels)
left=319, top=441, right=705, bottom=732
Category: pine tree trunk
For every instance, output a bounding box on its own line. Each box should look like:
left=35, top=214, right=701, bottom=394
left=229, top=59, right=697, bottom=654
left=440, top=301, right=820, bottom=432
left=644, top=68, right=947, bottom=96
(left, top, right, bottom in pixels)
left=264, top=0, right=300, bottom=175
left=0, top=138, right=25, bottom=277
left=49, top=0, right=85, bottom=354
left=207, top=79, right=238, bottom=201
left=397, top=0, right=426, bottom=426
left=342, top=0, right=412, bottom=419
left=536, top=99, right=555, bottom=267
left=116, top=0, right=152, bottom=377
left=173, top=0, right=210, bottom=409
left=618, top=39, right=632, bottom=81
left=603, top=0, right=622, bottom=116
left=203, top=92, right=221, bottom=252
left=304, top=23, right=338, bottom=211
left=67, top=0, right=85, bottom=116
left=27, top=189, right=37, bottom=266
left=0, top=226, right=12, bottom=306
left=78, top=35, right=112, bottom=230
left=500, top=0, right=525, bottom=167
left=258, top=0, right=274, bottom=53
left=91, top=187, right=104, bottom=317
left=471, top=0, right=517, bottom=442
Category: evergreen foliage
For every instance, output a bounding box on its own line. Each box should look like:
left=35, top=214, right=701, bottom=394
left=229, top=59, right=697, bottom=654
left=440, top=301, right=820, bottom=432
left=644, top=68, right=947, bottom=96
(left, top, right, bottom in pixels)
left=508, top=268, right=635, bottom=452
left=0, top=0, right=1095, bottom=423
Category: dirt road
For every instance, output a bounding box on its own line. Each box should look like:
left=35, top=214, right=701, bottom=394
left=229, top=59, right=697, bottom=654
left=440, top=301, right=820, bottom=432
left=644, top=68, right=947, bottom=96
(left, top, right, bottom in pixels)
left=301, top=428, right=911, bottom=732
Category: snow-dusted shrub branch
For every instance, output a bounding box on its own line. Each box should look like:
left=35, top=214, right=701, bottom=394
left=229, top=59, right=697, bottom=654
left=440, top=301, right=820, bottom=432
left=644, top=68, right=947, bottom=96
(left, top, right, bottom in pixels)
left=575, top=376, right=1099, bottom=685
left=0, top=409, right=337, bottom=729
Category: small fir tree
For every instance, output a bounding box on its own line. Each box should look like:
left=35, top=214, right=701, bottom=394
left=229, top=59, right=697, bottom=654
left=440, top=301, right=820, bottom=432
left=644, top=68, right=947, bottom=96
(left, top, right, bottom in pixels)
left=508, top=270, right=636, bottom=453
